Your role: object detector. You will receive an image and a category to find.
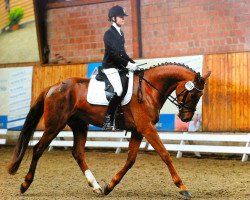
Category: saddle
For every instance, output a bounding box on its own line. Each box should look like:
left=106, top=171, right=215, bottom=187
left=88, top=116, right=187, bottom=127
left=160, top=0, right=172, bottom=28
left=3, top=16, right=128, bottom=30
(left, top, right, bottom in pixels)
left=87, top=68, right=134, bottom=106
left=95, top=67, right=129, bottom=101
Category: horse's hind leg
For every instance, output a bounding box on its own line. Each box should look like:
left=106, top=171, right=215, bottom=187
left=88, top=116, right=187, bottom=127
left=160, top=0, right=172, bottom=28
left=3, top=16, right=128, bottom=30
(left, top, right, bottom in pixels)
left=68, top=118, right=102, bottom=194
left=103, top=131, right=143, bottom=195
left=20, top=127, right=64, bottom=193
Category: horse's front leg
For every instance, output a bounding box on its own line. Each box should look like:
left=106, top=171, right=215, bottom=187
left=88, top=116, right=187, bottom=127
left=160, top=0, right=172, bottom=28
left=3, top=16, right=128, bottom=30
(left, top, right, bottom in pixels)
left=103, top=131, right=143, bottom=195
left=141, top=125, right=191, bottom=198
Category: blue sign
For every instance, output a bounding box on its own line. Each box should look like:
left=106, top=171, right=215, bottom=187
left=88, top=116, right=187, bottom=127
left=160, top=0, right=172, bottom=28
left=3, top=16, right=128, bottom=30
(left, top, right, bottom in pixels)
left=156, top=114, right=175, bottom=131
left=88, top=124, right=103, bottom=131
left=87, top=62, right=101, bottom=78
left=0, top=115, right=8, bottom=129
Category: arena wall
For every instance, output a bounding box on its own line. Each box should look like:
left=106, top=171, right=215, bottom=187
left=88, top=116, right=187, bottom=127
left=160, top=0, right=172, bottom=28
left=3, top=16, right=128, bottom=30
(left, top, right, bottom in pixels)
left=46, top=0, right=133, bottom=63
left=203, top=52, right=250, bottom=131
left=140, top=0, right=250, bottom=58
left=46, top=0, right=250, bottom=62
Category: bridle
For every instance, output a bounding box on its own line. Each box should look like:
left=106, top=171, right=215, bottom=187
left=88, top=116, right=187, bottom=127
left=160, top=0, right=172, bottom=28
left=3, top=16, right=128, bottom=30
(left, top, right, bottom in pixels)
left=136, top=70, right=204, bottom=112
left=168, top=81, right=203, bottom=112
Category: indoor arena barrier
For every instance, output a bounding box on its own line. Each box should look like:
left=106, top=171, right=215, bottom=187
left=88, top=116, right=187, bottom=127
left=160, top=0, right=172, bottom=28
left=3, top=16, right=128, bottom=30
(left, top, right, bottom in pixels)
left=0, top=129, right=7, bottom=145
left=31, top=131, right=148, bottom=153
left=2, top=131, right=249, bottom=162
left=147, top=132, right=250, bottom=162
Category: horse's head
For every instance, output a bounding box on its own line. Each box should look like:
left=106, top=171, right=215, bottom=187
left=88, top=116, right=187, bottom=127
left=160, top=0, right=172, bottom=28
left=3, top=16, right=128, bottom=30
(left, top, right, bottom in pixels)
left=175, top=71, right=211, bottom=122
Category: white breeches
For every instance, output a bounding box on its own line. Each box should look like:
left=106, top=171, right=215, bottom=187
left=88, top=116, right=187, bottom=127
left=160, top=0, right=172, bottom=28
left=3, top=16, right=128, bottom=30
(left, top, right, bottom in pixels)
left=103, top=68, right=123, bottom=96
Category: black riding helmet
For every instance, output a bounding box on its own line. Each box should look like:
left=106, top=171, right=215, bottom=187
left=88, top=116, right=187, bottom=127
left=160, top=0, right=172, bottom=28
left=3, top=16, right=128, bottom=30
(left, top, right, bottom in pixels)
left=108, top=5, right=128, bottom=21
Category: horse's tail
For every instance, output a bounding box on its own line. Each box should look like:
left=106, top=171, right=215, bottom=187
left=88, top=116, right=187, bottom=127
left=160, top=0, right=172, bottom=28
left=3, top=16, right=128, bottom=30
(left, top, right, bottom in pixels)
left=7, top=89, right=47, bottom=175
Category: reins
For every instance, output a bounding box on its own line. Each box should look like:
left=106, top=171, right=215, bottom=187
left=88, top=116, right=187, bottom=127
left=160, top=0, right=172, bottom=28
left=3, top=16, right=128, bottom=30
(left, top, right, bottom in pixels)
left=136, top=70, right=165, bottom=103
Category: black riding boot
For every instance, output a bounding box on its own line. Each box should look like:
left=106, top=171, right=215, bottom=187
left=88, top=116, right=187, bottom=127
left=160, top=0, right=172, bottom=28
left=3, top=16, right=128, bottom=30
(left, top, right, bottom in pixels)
left=103, top=94, right=121, bottom=130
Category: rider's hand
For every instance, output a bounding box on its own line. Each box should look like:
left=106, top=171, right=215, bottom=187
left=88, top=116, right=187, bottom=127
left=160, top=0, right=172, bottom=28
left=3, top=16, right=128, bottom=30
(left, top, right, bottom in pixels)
left=126, top=62, right=137, bottom=71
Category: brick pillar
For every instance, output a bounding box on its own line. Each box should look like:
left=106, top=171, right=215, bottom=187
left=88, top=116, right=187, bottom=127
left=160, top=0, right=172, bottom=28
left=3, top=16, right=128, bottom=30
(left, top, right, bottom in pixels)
left=131, top=0, right=141, bottom=58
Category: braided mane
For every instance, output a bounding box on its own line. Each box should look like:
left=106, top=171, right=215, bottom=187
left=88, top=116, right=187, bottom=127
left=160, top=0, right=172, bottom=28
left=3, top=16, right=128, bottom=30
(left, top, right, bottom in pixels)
left=147, top=62, right=197, bottom=74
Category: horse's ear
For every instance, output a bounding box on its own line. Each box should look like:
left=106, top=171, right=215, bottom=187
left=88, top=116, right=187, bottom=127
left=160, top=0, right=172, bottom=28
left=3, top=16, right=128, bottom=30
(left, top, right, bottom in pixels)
left=202, top=71, right=212, bottom=81
left=194, top=72, right=202, bottom=83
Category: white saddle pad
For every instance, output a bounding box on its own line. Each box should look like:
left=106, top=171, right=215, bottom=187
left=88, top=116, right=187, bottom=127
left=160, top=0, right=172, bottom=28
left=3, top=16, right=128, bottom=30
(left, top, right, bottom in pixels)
left=87, top=71, right=134, bottom=105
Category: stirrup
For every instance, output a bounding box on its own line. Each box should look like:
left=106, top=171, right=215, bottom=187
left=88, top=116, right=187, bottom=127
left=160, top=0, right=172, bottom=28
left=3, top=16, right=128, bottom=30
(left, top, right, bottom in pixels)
left=103, top=123, right=114, bottom=130
left=103, top=115, right=114, bottom=130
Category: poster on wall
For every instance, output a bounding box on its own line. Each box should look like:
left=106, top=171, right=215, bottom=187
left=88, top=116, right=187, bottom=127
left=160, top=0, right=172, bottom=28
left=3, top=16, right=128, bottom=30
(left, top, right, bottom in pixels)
left=87, top=55, right=203, bottom=132
left=0, top=0, right=39, bottom=64
left=0, top=67, right=33, bottom=130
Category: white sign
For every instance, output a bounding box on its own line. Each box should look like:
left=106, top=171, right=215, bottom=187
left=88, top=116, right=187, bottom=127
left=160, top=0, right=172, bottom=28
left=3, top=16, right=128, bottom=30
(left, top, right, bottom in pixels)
left=0, top=67, right=33, bottom=129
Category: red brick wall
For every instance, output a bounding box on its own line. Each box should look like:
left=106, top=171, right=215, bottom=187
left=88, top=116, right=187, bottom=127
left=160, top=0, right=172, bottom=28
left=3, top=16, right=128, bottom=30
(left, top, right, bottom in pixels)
left=141, top=0, right=250, bottom=58
left=47, top=0, right=250, bottom=63
left=47, top=1, right=133, bottom=63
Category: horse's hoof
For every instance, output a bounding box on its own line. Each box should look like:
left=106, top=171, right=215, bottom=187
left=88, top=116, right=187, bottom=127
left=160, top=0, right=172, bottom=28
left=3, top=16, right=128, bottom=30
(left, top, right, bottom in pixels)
left=103, top=183, right=111, bottom=195
left=20, top=182, right=29, bottom=194
left=93, top=188, right=103, bottom=196
left=179, top=190, right=192, bottom=198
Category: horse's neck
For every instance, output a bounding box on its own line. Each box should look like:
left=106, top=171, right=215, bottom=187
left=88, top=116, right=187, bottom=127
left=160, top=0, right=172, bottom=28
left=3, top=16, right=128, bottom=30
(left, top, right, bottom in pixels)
left=148, top=64, right=194, bottom=81
left=146, top=65, right=195, bottom=96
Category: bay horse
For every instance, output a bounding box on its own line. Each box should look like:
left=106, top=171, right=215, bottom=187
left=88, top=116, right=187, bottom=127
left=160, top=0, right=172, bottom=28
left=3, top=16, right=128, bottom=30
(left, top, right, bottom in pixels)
left=7, top=62, right=211, bottom=198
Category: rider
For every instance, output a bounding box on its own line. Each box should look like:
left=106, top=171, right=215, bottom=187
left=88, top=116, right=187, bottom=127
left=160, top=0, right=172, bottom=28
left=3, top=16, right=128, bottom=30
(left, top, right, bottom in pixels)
left=102, top=5, right=137, bottom=129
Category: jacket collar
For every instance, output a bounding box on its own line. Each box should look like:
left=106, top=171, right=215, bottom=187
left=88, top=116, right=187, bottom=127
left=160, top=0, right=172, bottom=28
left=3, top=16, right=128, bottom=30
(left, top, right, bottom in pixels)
left=111, top=23, right=122, bottom=36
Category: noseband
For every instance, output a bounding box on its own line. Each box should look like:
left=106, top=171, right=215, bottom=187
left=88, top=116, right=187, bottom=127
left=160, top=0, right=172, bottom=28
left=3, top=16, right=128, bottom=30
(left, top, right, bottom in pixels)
left=136, top=71, right=203, bottom=112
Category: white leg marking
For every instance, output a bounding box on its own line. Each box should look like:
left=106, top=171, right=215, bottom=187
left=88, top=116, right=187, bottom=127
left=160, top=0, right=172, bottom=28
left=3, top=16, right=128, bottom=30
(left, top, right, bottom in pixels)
left=84, top=169, right=101, bottom=190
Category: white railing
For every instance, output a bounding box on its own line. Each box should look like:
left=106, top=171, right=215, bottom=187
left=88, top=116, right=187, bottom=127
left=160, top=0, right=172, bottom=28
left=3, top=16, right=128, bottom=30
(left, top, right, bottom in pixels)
left=0, top=129, right=7, bottom=144
left=1, top=130, right=249, bottom=162
left=31, top=131, right=147, bottom=153
left=147, top=132, right=250, bottom=162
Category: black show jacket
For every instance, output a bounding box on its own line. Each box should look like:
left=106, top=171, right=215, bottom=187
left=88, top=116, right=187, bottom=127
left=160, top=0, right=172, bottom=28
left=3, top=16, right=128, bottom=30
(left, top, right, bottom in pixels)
left=102, top=26, right=134, bottom=69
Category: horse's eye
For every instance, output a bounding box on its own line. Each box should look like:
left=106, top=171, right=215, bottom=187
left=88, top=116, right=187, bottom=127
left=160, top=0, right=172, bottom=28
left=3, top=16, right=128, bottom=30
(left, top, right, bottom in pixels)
left=191, top=92, right=203, bottom=101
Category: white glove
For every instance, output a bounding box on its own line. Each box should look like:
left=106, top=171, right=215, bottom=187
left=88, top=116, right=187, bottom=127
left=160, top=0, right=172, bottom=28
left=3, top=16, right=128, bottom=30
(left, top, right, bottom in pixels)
left=126, top=62, right=137, bottom=71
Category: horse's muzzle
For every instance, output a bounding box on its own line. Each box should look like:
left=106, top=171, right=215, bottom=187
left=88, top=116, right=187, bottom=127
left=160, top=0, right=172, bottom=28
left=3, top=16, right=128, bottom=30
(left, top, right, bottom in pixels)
left=178, top=113, right=193, bottom=122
